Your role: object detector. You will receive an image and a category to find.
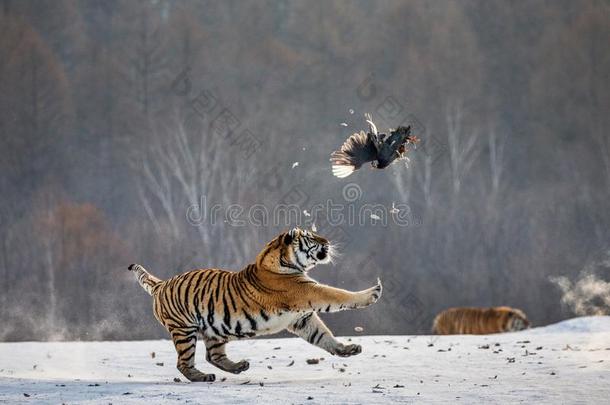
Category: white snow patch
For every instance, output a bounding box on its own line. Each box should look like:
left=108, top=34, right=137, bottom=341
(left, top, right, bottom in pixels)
left=528, top=316, right=610, bottom=334
left=1, top=317, right=609, bottom=404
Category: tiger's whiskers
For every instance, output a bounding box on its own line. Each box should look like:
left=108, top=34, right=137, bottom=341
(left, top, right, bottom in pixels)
left=327, top=243, right=342, bottom=265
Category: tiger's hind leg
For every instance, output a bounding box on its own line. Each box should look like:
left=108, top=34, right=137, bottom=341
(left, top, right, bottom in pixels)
left=170, top=329, right=215, bottom=382
left=288, top=312, right=362, bottom=357
left=204, top=339, right=250, bottom=374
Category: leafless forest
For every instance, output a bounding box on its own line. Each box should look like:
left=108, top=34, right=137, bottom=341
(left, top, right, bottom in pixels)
left=1, top=0, right=608, bottom=341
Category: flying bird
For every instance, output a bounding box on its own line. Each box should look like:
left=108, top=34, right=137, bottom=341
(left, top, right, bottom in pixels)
left=330, top=114, right=419, bottom=178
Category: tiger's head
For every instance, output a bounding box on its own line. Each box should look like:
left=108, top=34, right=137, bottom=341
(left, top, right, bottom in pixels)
left=498, top=307, right=530, bottom=332
left=257, top=227, right=334, bottom=274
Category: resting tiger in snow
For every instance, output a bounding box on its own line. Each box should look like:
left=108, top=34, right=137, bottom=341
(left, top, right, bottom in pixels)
left=432, top=306, right=530, bottom=335
left=129, top=227, right=382, bottom=382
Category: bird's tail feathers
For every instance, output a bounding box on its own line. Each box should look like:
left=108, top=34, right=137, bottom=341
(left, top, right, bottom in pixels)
left=331, top=163, right=355, bottom=178
left=330, top=150, right=358, bottom=178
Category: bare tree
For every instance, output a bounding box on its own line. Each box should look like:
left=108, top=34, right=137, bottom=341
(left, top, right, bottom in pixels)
left=133, top=109, right=259, bottom=269
left=488, top=126, right=506, bottom=198
left=413, top=152, right=434, bottom=206
left=446, top=100, right=480, bottom=195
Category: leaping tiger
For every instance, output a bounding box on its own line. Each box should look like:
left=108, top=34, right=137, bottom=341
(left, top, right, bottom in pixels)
left=129, top=227, right=382, bottom=382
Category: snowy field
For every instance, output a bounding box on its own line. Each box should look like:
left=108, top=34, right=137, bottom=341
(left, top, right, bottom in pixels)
left=1, top=317, right=609, bottom=404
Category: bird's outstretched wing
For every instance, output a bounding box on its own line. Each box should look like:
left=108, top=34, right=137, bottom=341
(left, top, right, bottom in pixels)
left=330, top=131, right=378, bottom=178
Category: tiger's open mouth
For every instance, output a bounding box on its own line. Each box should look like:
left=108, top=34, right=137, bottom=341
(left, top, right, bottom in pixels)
left=315, top=244, right=331, bottom=263
left=301, top=241, right=330, bottom=267
left=298, top=239, right=332, bottom=270
left=279, top=227, right=337, bottom=272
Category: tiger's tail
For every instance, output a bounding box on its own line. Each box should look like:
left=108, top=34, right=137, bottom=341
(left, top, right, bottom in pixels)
left=128, top=264, right=162, bottom=295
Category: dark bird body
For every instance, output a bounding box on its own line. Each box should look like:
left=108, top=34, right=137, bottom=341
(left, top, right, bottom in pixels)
left=330, top=120, right=418, bottom=178
left=375, top=126, right=413, bottom=168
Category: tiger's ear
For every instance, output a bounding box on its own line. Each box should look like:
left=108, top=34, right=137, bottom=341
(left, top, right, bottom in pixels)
left=284, top=228, right=297, bottom=245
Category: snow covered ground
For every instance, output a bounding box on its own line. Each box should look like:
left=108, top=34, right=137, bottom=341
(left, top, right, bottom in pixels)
left=1, top=316, right=609, bottom=404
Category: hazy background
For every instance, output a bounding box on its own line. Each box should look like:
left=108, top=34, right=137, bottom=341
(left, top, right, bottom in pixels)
left=1, top=0, right=609, bottom=341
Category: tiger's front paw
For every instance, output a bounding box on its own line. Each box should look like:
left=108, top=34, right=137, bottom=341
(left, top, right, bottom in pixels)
left=333, top=343, right=362, bottom=357
left=362, top=278, right=382, bottom=306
